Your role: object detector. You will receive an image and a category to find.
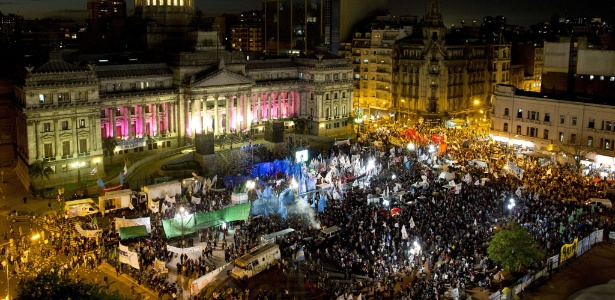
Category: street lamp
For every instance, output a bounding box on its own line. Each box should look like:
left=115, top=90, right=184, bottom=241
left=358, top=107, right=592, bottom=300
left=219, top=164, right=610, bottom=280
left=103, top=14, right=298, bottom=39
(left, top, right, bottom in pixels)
left=71, top=161, right=86, bottom=192
left=176, top=206, right=190, bottom=248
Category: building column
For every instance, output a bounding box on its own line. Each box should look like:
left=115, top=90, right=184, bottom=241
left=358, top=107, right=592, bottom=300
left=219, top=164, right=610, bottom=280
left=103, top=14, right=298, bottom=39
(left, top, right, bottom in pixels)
left=165, top=103, right=170, bottom=135
left=257, top=94, right=262, bottom=123
left=155, top=103, right=160, bottom=136
left=267, top=93, right=272, bottom=120
left=141, top=105, right=147, bottom=137
left=72, top=117, right=78, bottom=156
left=168, top=103, right=174, bottom=134
left=243, top=92, right=249, bottom=131
left=225, top=94, right=230, bottom=133
left=111, top=107, right=117, bottom=138
left=214, top=94, right=219, bottom=135
left=53, top=119, right=60, bottom=160
left=89, top=115, right=96, bottom=152
left=127, top=106, right=132, bottom=138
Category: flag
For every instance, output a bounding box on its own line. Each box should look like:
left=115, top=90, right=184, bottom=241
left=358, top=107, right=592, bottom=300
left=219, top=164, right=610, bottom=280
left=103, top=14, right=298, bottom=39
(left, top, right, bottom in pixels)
left=91, top=167, right=97, bottom=175
left=401, top=225, right=408, bottom=240
left=91, top=216, right=98, bottom=226
left=546, top=168, right=552, bottom=176
left=97, top=178, right=106, bottom=189
left=123, top=164, right=128, bottom=175
left=119, top=172, right=124, bottom=185
left=295, top=246, right=306, bottom=262
left=409, top=217, right=416, bottom=229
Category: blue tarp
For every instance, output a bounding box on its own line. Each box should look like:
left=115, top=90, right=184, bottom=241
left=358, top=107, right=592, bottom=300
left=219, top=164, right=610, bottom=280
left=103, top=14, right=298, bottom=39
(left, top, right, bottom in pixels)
left=318, top=195, right=327, bottom=212
left=252, top=159, right=302, bottom=178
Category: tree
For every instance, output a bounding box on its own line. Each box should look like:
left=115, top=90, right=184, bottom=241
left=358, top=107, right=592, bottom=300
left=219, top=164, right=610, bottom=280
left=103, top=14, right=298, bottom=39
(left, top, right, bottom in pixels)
left=29, top=160, right=53, bottom=194
left=102, top=137, right=118, bottom=165
left=553, top=138, right=592, bottom=171
left=487, top=222, right=545, bottom=272
left=15, top=268, right=127, bottom=300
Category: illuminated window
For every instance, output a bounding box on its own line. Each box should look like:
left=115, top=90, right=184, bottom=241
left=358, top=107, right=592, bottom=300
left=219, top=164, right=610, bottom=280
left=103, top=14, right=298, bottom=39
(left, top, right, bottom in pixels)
left=589, top=75, right=594, bottom=80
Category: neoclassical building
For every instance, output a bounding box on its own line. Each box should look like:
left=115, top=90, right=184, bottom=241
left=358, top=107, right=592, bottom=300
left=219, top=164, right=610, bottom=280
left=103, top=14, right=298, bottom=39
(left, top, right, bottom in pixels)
left=14, top=47, right=353, bottom=190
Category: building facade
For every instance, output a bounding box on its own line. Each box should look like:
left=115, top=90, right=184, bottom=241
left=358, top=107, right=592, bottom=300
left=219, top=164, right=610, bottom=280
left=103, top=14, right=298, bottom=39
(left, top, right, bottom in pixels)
left=491, top=85, right=615, bottom=167
left=391, top=0, right=501, bottom=125
left=262, top=0, right=388, bottom=55
left=87, top=0, right=127, bottom=20
left=230, top=11, right=263, bottom=52
left=13, top=47, right=353, bottom=190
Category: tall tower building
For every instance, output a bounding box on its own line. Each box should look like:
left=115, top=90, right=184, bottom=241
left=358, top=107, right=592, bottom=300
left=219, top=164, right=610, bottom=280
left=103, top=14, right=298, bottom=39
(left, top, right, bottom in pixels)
left=87, top=0, right=127, bottom=20
left=263, top=0, right=388, bottom=56
left=134, top=0, right=196, bottom=50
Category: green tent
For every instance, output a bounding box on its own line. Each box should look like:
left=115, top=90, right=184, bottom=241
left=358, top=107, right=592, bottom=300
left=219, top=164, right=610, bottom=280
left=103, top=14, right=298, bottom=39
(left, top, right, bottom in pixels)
left=162, top=214, right=196, bottom=238
left=119, top=225, right=149, bottom=240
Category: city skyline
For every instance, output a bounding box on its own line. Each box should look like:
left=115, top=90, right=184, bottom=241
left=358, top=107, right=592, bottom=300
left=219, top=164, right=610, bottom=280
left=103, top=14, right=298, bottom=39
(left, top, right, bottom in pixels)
left=0, top=0, right=613, bottom=26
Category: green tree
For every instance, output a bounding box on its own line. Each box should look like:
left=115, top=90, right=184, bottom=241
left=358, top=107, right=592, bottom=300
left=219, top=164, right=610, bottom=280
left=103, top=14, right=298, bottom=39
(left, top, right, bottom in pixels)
left=29, top=160, right=53, bottom=194
left=102, top=137, right=118, bottom=165
left=488, top=222, right=545, bottom=272
left=15, top=268, right=127, bottom=300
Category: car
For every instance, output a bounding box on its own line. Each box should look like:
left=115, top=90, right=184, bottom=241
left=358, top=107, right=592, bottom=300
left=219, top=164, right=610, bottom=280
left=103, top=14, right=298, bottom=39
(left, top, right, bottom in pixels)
left=9, top=210, right=31, bottom=222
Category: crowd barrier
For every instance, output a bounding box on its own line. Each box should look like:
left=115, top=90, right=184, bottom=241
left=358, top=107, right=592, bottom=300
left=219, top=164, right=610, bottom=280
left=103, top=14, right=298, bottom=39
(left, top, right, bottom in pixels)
left=489, top=229, right=611, bottom=300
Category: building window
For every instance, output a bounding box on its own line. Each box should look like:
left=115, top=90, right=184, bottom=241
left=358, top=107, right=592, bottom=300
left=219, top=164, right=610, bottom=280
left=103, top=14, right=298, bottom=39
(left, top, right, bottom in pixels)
left=503, top=123, right=508, bottom=132
left=589, top=75, right=594, bottom=80
left=587, top=137, right=593, bottom=147
left=57, top=92, right=69, bottom=102
left=516, top=125, right=521, bottom=135
left=544, top=113, right=550, bottom=122
left=61, top=121, right=69, bottom=130
left=610, top=77, right=615, bottom=82
left=79, top=119, right=86, bottom=128
left=39, top=94, right=47, bottom=103
left=560, top=115, right=565, bottom=124
left=516, top=109, right=523, bottom=119
left=325, top=108, right=330, bottom=118
left=528, top=111, right=539, bottom=120
left=570, top=134, right=577, bottom=143
left=572, top=116, right=577, bottom=126
left=79, top=139, right=87, bottom=153
left=43, top=122, right=51, bottom=132
left=588, top=118, right=595, bottom=129
left=606, top=140, right=611, bottom=150
left=544, top=129, right=549, bottom=139
left=504, top=108, right=509, bottom=116
left=607, top=121, right=613, bottom=131
left=559, top=132, right=564, bottom=142
left=44, top=143, right=53, bottom=158
left=62, top=141, right=71, bottom=156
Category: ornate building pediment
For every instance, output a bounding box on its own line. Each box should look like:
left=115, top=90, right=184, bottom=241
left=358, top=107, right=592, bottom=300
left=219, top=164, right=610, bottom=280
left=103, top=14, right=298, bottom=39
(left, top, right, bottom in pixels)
left=190, top=70, right=255, bottom=89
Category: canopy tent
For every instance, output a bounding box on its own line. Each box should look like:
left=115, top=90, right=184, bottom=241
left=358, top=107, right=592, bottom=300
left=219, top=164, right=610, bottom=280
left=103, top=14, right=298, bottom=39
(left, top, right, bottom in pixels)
left=119, top=225, right=149, bottom=240
left=193, top=219, right=225, bottom=231
left=162, top=215, right=196, bottom=239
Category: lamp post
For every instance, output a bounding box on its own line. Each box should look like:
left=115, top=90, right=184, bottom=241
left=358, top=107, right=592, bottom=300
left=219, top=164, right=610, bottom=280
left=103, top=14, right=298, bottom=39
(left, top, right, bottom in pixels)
left=176, top=206, right=190, bottom=248
left=71, top=161, right=86, bottom=194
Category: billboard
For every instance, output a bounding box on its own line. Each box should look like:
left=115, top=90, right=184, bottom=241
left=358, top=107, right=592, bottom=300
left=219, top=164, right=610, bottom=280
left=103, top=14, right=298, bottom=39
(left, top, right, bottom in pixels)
left=296, top=150, right=308, bottom=162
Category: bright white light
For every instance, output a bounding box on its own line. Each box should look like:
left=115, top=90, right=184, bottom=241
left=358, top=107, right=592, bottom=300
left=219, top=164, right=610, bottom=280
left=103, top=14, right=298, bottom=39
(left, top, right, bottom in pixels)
left=367, top=159, right=375, bottom=171
left=428, top=145, right=436, bottom=153
left=407, top=143, right=415, bottom=151
left=290, top=178, right=298, bottom=189
left=392, top=174, right=397, bottom=180
left=413, top=241, right=419, bottom=247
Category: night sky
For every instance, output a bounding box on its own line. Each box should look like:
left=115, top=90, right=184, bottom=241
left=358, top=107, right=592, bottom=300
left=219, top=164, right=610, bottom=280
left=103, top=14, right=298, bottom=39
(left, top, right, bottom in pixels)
left=0, top=0, right=613, bottom=26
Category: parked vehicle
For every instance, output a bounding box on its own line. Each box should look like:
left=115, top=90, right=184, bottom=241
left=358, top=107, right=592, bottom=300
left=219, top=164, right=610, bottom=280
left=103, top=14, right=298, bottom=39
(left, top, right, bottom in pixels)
left=9, top=210, right=31, bottom=222
left=315, top=225, right=341, bottom=243
left=231, top=243, right=281, bottom=281
left=585, top=198, right=612, bottom=210
left=99, top=189, right=135, bottom=216
left=64, top=198, right=99, bottom=218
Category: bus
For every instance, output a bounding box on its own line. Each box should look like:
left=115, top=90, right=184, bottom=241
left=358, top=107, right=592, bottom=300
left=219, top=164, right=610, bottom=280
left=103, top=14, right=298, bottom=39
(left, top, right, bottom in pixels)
left=230, top=243, right=281, bottom=281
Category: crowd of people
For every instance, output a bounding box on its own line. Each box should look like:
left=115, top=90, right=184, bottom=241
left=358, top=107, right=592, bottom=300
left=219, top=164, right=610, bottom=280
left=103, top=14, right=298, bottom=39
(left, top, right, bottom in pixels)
left=3, top=122, right=615, bottom=300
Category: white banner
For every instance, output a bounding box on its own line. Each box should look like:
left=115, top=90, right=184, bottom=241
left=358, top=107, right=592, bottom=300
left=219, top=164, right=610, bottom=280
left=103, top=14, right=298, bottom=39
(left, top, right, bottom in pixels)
left=118, top=243, right=140, bottom=270
left=191, top=196, right=201, bottom=205
left=590, top=230, right=604, bottom=244
left=166, top=245, right=204, bottom=254
left=75, top=224, right=102, bottom=238
left=115, top=217, right=151, bottom=233
left=507, top=161, right=524, bottom=180
left=190, top=263, right=230, bottom=295
left=547, top=254, right=559, bottom=269
left=154, top=258, right=168, bottom=274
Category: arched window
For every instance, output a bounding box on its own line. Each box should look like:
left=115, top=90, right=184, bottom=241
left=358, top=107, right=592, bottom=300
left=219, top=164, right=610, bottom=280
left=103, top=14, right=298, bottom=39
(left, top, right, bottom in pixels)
left=325, top=108, right=330, bottom=118
left=333, top=107, right=337, bottom=117
left=504, top=108, right=509, bottom=116
left=503, top=123, right=508, bottom=132
left=342, top=106, right=346, bottom=116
